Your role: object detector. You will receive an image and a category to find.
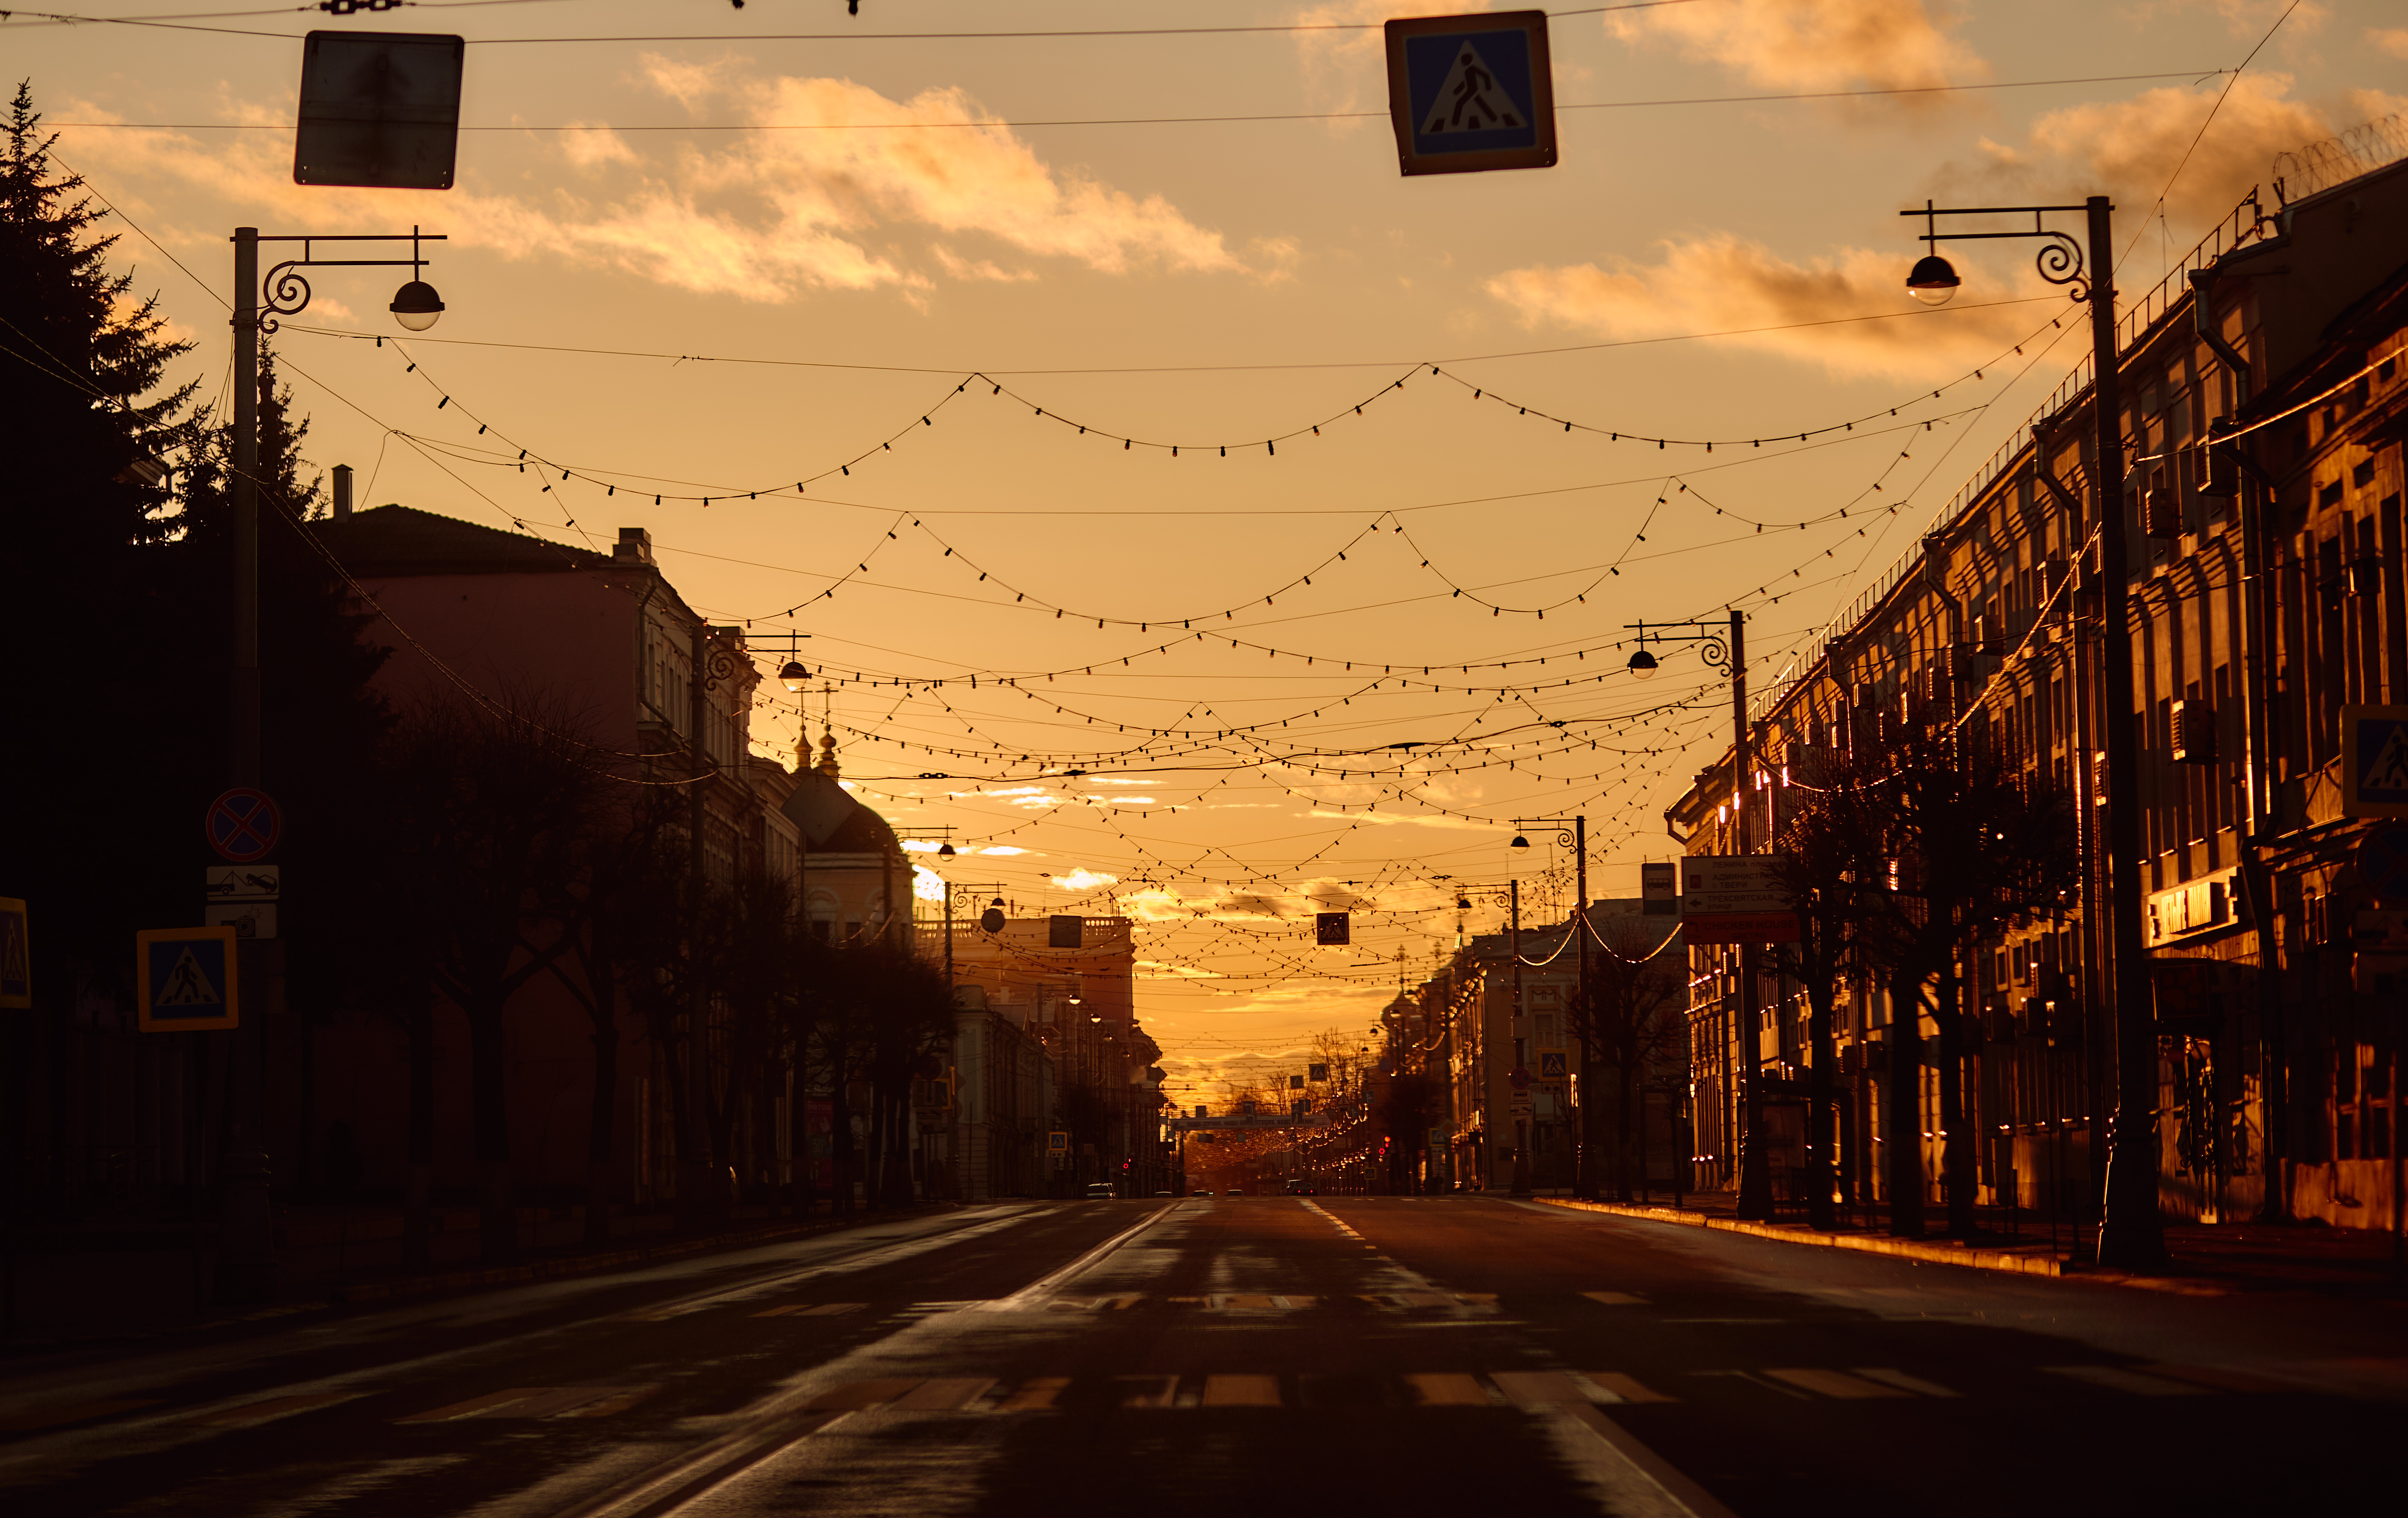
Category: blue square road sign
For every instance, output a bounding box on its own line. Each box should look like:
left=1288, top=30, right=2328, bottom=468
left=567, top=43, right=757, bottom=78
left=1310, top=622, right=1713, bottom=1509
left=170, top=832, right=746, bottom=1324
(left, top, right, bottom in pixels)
left=1385, top=11, right=1557, bottom=176
left=137, top=926, right=240, bottom=1032
left=2343, top=706, right=2408, bottom=818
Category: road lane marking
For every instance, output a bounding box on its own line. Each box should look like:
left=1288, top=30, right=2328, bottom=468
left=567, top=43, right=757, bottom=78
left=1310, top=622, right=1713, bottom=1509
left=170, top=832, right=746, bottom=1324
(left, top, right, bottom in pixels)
left=751, top=1302, right=867, bottom=1318
left=1581, top=1373, right=1676, bottom=1403
left=0, top=1398, right=162, bottom=1433
left=1852, top=1367, right=1960, bottom=1398
left=1763, top=1369, right=1912, bottom=1400
left=2137, top=1362, right=2296, bottom=1394
left=1548, top=1402, right=1743, bottom=1518
left=891, top=1379, right=995, bottom=1412
left=1406, top=1373, right=1491, bottom=1406
left=1583, top=1291, right=1647, bottom=1306
left=987, top=1208, right=1175, bottom=1310
left=1200, top=1375, right=1282, bottom=1407
left=803, top=1379, right=922, bottom=1412
left=395, top=1385, right=657, bottom=1423
left=186, top=1392, right=362, bottom=1428
left=1493, top=1371, right=1607, bottom=1408
left=1689, top=1369, right=1811, bottom=1399
left=2045, top=1365, right=2210, bottom=1396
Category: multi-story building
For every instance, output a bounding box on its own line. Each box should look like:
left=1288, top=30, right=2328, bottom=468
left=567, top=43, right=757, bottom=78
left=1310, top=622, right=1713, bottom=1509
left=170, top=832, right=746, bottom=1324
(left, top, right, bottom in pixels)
left=1665, top=130, right=2408, bottom=1235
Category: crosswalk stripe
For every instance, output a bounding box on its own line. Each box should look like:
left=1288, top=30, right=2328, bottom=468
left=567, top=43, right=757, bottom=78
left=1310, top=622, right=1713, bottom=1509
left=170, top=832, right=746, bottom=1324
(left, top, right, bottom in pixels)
left=800, top=1302, right=867, bottom=1316
left=1492, top=1371, right=1599, bottom=1409
left=1406, top=1373, right=1491, bottom=1406
left=2045, top=1366, right=2209, bottom=1397
left=1115, top=1375, right=1179, bottom=1409
left=998, top=1378, right=1067, bottom=1411
left=892, top=1378, right=995, bottom=1412
left=1581, top=1372, right=1676, bottom=1404
left=1201, top=1375, right=1282, bottom=1407
left=1852, top=1367, right=1959, bottom=1398
left=1581, top=1291, right=1646, bottom=1306
left=1764, top=1369, right=1910, bottom=1400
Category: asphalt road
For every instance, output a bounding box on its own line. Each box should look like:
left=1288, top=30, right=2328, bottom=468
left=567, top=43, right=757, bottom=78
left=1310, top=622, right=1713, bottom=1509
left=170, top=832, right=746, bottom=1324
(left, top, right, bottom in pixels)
left=2, top=1195, right=2403, bottom=1517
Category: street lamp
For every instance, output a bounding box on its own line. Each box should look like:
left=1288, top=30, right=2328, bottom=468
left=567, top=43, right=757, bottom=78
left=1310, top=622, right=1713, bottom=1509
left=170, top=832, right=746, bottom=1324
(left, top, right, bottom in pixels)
left=1894, top=194, right=2159, bottom=1269
left=216, top=222, right=448, bottom=1302
left=779, top=661, right=811, bottom=692
left=1626, top=648, right=1660, bottom=679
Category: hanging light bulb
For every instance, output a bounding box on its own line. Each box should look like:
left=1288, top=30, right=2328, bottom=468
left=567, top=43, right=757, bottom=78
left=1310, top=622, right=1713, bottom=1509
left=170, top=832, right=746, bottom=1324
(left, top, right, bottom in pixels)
left=779, top=660, right=810, bottom=692
left=1905, top=253, right=1960, bottom=305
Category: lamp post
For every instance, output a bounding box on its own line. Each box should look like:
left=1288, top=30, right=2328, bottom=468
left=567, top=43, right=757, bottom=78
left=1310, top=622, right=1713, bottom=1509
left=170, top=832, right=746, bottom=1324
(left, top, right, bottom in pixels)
left=216, top=225, right=445, bottom=1300
left=1897, top=197, right=2160, bottom=1268
left=1511, top=816, right=1586, bottom=1196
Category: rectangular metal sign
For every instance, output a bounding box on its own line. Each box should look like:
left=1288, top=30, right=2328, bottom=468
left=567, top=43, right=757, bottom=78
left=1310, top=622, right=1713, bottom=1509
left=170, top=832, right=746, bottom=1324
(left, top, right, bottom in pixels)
left=2341, top=706, right=2408, bottom=818
left=1315, top=911, right=1351, bottom=945
left=1641, top=861, right=1679, bottom=916
left=136, top=926, right=240, bottom=1032
left=0, top=897, right=27, bottom=1010
left=1680, top=855, right=1800, bottom=943
left=206, top=865, right=280, bottom=902
left=1048, top=914, right=1084, bottom=948
left=1047, top=1130, right=1069, bottom=1153
left=206, top=903, right=279, bottom=941
left=294, top=31, right=465, bottom=189
left=1385, top=11, right=1555, bottom=177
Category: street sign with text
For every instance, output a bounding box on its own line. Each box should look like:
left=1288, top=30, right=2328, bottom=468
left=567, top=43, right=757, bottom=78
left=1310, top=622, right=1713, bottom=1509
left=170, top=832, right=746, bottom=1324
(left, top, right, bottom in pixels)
left=136, top=926, right=239, bottom=1032
left=1680, top=855, right=1799, bottom=943
left=294, top=31, right=465, bottom=189
left=1384, top=11, right=1556, bottom=177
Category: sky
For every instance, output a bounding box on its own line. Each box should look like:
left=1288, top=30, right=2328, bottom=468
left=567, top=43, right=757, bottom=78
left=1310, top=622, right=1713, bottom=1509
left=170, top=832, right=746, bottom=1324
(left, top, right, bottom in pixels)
left=12, top=0, right=2406, bottom=1107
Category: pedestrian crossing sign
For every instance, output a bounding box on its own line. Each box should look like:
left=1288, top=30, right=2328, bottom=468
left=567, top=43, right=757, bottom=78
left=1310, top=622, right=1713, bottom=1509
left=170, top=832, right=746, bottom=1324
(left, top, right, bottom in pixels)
left=1384, top=11, right=1556, bottom=176
left=136, top=926, right=240, bottom=1032
left=2342, top=706, right=2408, bottom=818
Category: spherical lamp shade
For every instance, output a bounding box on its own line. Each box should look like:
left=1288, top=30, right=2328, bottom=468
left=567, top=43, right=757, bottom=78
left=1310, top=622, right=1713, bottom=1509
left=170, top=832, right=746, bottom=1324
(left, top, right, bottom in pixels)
left=937, top=841, right=956, bottom=858
left=778, top=660, right=809, bottom=692
left=390, top=280, right=445, bottom=331
left=1905, top=254, right=1960, bottom=306
left=1626, top=648, right=1659, bottom=680
left=1510, top=834, right=1530, bottom=849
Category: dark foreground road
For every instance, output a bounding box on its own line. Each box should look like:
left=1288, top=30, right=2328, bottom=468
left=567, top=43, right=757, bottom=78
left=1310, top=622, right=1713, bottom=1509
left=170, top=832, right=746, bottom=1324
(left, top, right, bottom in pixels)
left=3, top=1196, right=2403, bottom=1517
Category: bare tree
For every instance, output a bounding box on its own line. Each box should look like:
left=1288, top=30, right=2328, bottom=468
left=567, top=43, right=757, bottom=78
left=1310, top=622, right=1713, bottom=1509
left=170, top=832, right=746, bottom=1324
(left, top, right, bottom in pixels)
left=1573, top=915, right=1685, bottom=1202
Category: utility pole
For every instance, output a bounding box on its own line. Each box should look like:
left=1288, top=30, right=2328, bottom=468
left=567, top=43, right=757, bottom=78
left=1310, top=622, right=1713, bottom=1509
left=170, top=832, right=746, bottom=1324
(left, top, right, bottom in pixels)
left=2080, top=197, right=2165, bottom=1269
left=1510, top=879, right=1529, bottom=1195
left=685, top=617, right=714, bottom=1231
left=1732, top=609, right=1774, bottom=1220
left=1573, top=815, right=1588, bottom=1196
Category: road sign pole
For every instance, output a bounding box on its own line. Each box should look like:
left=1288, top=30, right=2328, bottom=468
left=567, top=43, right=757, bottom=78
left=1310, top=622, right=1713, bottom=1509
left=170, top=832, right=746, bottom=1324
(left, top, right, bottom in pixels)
left=1733, top=610, right=1775, bottom=1221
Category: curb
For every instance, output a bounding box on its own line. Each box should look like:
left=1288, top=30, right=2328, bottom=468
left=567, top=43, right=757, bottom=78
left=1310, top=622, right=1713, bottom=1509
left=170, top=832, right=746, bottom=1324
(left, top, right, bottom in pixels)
left=1528, top=1196, right=2069, bottom=1279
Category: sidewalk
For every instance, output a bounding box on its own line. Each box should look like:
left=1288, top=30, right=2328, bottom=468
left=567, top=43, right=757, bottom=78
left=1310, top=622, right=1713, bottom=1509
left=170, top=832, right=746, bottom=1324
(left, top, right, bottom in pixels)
left=1527, top=1190, right=2408, bottom=1296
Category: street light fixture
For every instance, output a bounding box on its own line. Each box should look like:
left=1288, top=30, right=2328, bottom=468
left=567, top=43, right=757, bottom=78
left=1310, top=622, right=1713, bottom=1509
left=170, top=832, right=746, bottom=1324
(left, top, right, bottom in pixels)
left=388, top=278, right=445, bottom=330
left=1905, top=253, right=1960, bottom=306
left=1894, top=193, right=2159, bottom=1269
left=778, top=660, right=811, bottom=692
left=1509, top=834, right=1530, bottom=849
left=1626, top=648, right=1660, bottom=679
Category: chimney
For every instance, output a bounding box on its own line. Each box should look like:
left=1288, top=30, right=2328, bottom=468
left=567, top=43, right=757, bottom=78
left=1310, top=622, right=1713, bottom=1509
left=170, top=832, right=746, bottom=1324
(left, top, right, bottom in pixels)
left=613, top=527, right=654, bottom=565
left=331, top=463, right=353, bottom=521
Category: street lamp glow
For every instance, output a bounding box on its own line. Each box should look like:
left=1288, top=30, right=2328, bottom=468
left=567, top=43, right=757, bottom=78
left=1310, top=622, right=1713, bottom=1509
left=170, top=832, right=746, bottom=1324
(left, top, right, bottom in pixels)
left=1905, top=253, right=1960, bottom=306
left=389, top=279, right=445, bottom=330
left=778, top=660, right=809, bottom=692
left=1626, top=648, right=1659, bottom=679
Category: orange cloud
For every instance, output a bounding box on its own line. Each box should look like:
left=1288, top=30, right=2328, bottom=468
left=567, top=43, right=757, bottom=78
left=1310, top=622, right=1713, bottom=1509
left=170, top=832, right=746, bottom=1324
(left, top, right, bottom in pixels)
left=1291, top=0, right=1496, bottom=127
left=1604, top=0, right=1988, bottom=96
left=1957, top=75, right=2392, bottom=233
left=1486, top=235, right=2045, bottom=381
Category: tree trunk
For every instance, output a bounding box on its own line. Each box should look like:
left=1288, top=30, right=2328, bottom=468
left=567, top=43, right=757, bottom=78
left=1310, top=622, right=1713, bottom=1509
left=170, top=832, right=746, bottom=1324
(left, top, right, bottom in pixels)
left=1885, top=968, right=1926, bottom=1238
left=1614, top=1056, right=1637, bottom=1202
left=1806, top=979, right=1837, bottom=1231
left=403, top=999, right=435, bottom=1270
left=468, top=999, right=517, bottom=1264
left=583, top=991, right=618, bottom=1247
left=1937, top=962, right=1976, bottom=1240
left=1575, top=1035, right=1607, bottom=1199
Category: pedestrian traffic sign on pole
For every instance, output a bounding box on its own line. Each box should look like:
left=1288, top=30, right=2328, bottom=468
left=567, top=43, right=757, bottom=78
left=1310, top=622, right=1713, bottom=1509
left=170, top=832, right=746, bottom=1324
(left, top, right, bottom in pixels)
left=1315, top=911, right=1351, bottom=945
left=136, top=926, right=240, bottom=1032
left=1384, top=11, right=1556, bottom=176
left=0, top=897, right=28, bottom=1010
left=2343, top=707, right=2408, bottom=818
left=205, top=787, right=283, bottom=863
left=1047, top=1131, right=1069, bottom=1154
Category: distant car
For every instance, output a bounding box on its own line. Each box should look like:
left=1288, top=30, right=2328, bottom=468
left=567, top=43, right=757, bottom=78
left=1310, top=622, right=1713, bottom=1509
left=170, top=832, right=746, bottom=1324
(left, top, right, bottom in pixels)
left=1084, top=1182, right=1115, bottom=1199
left=1154, top=1190, right=1173, bottom=1197
left=1193, top=1190, right=1213, bottom=1197
left=1284, top=1179, right=1319, bottom=1196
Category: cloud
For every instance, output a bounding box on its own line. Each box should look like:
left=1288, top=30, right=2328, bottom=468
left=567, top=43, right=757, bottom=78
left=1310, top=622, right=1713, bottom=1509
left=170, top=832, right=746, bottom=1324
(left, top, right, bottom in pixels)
left=1955, top=74, right=2380, bottom=233
left=2374, top=28, right=2408, bottom=60
left=1486, top=235, right=2043, bottom=382
left=62, top=65, right=1244, bottom=303
left=1051, top=868, right=1121, bottom=892
left=1604, top=0, right=1987, bottom=96
left=976, top=845, right=1032, bottom=856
